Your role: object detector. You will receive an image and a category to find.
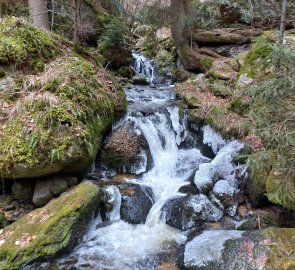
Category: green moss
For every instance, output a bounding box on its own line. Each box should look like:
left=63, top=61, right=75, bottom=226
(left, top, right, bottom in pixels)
left=239, top=38, right=273, bottom=79
left=30, top=58, right=45, bottom=74
left=187, top=96, right=201, bottom=109
left=117, top=66, right=135, bottom=79
left=0, top=181, right=100, bottom=270
left=0, top=17, right=58, bottom=72
left=154, top=49, right=174, bottom=76
left=246, top=153, right=273, bottom=207
left=266, top=169, right=295, bottom=211
left=188, top=108, right=206, bottom=126
left=200, top=57, right=213, bottom=69
left=210, top=79, right=233, bottom=98
left=228, top=97, right=250, bottom=115
left=263, top=228, right=295, bottom=269
left=0, top=55, right=125, bottom=178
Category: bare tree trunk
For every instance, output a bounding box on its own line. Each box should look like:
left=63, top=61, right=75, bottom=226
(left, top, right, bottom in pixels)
left=51, top=0, right=55, bottom=31
left=72, top=0, right=81, bottom=42
left=279, top=0, right=287, bottom=45
left=28, top=0, right=50, bottom=30
left=248, top=0, right=254, bottom=29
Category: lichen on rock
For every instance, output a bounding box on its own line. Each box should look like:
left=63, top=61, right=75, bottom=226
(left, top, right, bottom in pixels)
left=0, top=181, right=100, bottom=270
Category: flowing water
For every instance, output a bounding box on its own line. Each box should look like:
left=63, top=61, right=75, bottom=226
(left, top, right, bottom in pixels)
left=38, top=52, right=245, bottom=270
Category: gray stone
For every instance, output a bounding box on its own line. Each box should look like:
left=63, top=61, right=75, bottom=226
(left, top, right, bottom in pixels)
left=132, top=76, right=149, bottom=85
left=64, top=176, right=78, bottom=187
left=162, top=194, right=223, bottom=231
left=0, top=77, right=13, bottom=91
left=119, top=183, right=155, bottom=224
left=33, top=180, right=53, bottom=207
left=12, top=182, right=34, bottom=201
left=50, top=178, right=68, bottom=195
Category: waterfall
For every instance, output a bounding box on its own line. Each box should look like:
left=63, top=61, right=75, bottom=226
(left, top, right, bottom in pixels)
left=51, top=53, right=245, bottom=270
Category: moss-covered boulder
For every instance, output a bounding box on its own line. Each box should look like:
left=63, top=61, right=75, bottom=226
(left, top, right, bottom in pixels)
left=209, top=57, right=239, bottom=81
left=0, top=17, right=126, bottom=179
left=0, top=17, right=57, bottom=73
left=0, top=181, right=100, bottom=270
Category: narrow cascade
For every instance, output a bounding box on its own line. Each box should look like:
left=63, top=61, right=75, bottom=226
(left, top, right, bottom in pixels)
left=54, top=52, right=245, bottom=270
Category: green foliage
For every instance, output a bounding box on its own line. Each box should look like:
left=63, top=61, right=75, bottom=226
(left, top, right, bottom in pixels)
left=98, top=17, right=128, bottom=52
left=137, top=4, right=170, bottom=29
left=243, top=39, right=295, bottom=209
left=240, top=38, right=273, bottom=78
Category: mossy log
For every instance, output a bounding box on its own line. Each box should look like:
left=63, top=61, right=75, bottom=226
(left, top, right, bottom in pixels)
left=189, top=28, right=262, bottom=45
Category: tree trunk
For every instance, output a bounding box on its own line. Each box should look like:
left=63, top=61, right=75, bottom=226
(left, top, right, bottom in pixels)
left=170, top=0, right=220, bottom=72
left=72, top=0, right=82, bottom=42
left=279, top=0, right=287, bottom=45
left=28, top=0, right=50, bottom=30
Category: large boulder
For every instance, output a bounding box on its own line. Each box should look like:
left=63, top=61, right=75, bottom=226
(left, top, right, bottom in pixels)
left=12, top=182, right=34, bottom=202
left=101, top=123, right=143, bottom=170
left=0, top=181, right=100, bottom=270
left=183, top=228, right=295, bottom=270
left=0, top=17, right=126, bottom=179
left=161, top=194, right=223, bottom=231
left=119, top=183, right=155, bottom=224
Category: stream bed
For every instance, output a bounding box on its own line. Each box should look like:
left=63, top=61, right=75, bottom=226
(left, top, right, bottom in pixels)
left=30, top=52, right=247, bottom=270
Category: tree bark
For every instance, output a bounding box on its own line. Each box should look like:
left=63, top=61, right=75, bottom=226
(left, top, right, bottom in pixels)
left=170, top=0, right=220, bottom=72
left=28, top=0, right=50, bottom=30
left=279, top=0, right=287, bottom=45
left=72, top=0, right=82, bottom=42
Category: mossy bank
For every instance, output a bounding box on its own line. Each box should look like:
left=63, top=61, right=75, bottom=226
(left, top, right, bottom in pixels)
left=0, top=17, right=127, bottom=179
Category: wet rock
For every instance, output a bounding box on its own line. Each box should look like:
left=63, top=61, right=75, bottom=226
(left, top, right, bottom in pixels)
left=211, top=179, right=238, bottom=216
left=178, top=184, right=199, bottom=195
left=184, top=230, right=244, bottom=269
left=194, top=139, right=244, bottom=194
left=32, top=180, right=53, bottom=207
left=100, top=185, right=121, bottom=221
left=12, top=182, right=34, bottom=202
left=184, top=228, right=295, bottom=270
left=221, top=216, right=236, bottom=230
left=119, top=183, right=154, bottom=224
left=132, top=75, right=149, bottom=85
left=162, top=194, right=223, bottom=231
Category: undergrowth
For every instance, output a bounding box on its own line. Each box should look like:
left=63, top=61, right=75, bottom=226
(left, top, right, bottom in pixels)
left=244, top=39, right=295, bottom=209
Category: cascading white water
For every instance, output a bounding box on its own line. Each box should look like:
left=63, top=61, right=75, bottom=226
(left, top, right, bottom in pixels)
left=132, top=51, right=155, bottom=83
left=52, top=52, right=245, bottom=270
